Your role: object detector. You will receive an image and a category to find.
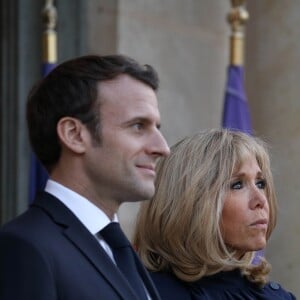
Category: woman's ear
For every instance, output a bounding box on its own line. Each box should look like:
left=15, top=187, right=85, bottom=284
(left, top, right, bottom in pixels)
left=56, top=117, right=87, bottom=154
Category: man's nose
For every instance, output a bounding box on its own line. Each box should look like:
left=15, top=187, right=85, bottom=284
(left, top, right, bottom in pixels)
left=148, top=130, right=170, bottom=157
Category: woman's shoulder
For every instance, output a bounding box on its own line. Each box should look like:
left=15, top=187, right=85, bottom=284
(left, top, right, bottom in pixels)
left=191, top=270, right=296, bottom=300
left=263, top=281, right=296, bottom=300
left=150, top=271, right=193, bottom=300
left=149, top=269, right=296, bottom=300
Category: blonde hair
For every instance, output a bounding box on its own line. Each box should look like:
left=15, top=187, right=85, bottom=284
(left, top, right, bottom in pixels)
left=133, top=129, right=277, bottom=286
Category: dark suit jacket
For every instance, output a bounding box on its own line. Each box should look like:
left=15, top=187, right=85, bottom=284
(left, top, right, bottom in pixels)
left=0, top=192, right=161, bottom=300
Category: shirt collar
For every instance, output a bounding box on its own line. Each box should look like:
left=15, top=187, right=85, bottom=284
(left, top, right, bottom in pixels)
left=45, top=179, right=118, bottom=235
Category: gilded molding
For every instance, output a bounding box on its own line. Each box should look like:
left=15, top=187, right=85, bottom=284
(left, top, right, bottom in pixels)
left=42, top=0, right=57, bottom=63
left=227, top=0, right=248, bottom=66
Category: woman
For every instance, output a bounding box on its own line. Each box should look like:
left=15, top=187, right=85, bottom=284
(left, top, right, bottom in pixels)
left=133, top=129, right=296, bottom=299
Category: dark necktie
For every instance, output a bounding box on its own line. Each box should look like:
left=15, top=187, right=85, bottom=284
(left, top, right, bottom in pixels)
left=101, top=222, right=148, bottom=300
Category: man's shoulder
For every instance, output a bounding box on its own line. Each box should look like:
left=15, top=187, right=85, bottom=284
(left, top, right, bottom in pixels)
left=0, top=204, right=53, bottom=244
left=0, top=192, right=63, bottom=243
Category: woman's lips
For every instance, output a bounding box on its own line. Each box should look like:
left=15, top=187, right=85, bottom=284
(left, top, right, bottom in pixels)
left=250, top=218, right=268, bottom=229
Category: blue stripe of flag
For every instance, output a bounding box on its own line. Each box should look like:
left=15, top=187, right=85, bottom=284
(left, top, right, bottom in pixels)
left=29, top=62, right=55, bottom=203
left=222, top=65, right=252, bottom=135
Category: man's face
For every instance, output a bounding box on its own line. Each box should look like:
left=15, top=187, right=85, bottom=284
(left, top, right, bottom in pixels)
left=84, top=74, right=170, bottom=213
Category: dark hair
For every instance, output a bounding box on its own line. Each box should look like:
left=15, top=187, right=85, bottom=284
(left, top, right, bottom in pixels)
left=26, top=54, right=159, bottom=172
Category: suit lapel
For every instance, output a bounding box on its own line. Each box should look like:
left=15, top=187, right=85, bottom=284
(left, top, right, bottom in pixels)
left=32, top=192, right=140, bottom=300
left=64, top=225, right=140, bottom=299
left=132, top=250, right=162, bottom=300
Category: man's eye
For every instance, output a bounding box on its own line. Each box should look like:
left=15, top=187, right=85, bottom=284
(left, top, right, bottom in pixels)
left=132, top=123, right=143, bottom=130
left=256, top=179, right=266, bottom=189
left=230, top=181, right=242, bottom=190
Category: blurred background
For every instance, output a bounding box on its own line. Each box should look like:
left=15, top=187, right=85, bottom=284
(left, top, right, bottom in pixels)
left=1, top=0, right=299, bottom=296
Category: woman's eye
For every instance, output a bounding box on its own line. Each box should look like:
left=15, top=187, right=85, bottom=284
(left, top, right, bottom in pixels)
left=256, top=179, right=266, bottom=189
left=230, top=181, right=243, bottom=190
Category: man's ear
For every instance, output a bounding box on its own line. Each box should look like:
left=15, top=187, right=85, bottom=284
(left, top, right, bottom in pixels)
left=56, top=117, right=87, bottom=154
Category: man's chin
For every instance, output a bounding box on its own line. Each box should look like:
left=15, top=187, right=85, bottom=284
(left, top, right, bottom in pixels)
left=119, top=190, right=154, bottom=204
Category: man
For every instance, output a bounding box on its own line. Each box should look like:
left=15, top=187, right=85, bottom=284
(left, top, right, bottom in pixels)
left=0, top=55, right=170, bottom=299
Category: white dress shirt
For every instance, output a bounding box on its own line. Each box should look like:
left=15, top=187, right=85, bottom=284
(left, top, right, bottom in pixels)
left=45, top=179, right=117, bottom=261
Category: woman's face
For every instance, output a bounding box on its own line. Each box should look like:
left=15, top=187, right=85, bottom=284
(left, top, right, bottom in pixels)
left=220, top=154, right=269, bottom=258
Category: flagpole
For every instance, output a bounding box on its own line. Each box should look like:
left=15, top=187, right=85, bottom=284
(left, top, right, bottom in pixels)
left=228, top=0, right=249, bottom=66
left=222, top=0, right=252, bottom=135
left=29, top=1, right=57, bottom=203
left=42, top=0, right=57, bottom=65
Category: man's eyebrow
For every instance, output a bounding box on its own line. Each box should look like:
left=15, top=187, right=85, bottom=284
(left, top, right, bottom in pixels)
left=123, top=117, right=161, bottom=128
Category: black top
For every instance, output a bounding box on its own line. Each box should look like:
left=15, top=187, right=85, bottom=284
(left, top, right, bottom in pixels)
left=151, top=269, right=296, bottom=300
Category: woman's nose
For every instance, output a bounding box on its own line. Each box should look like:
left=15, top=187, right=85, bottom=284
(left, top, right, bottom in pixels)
left=250, top=187, right=268, bottom=209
